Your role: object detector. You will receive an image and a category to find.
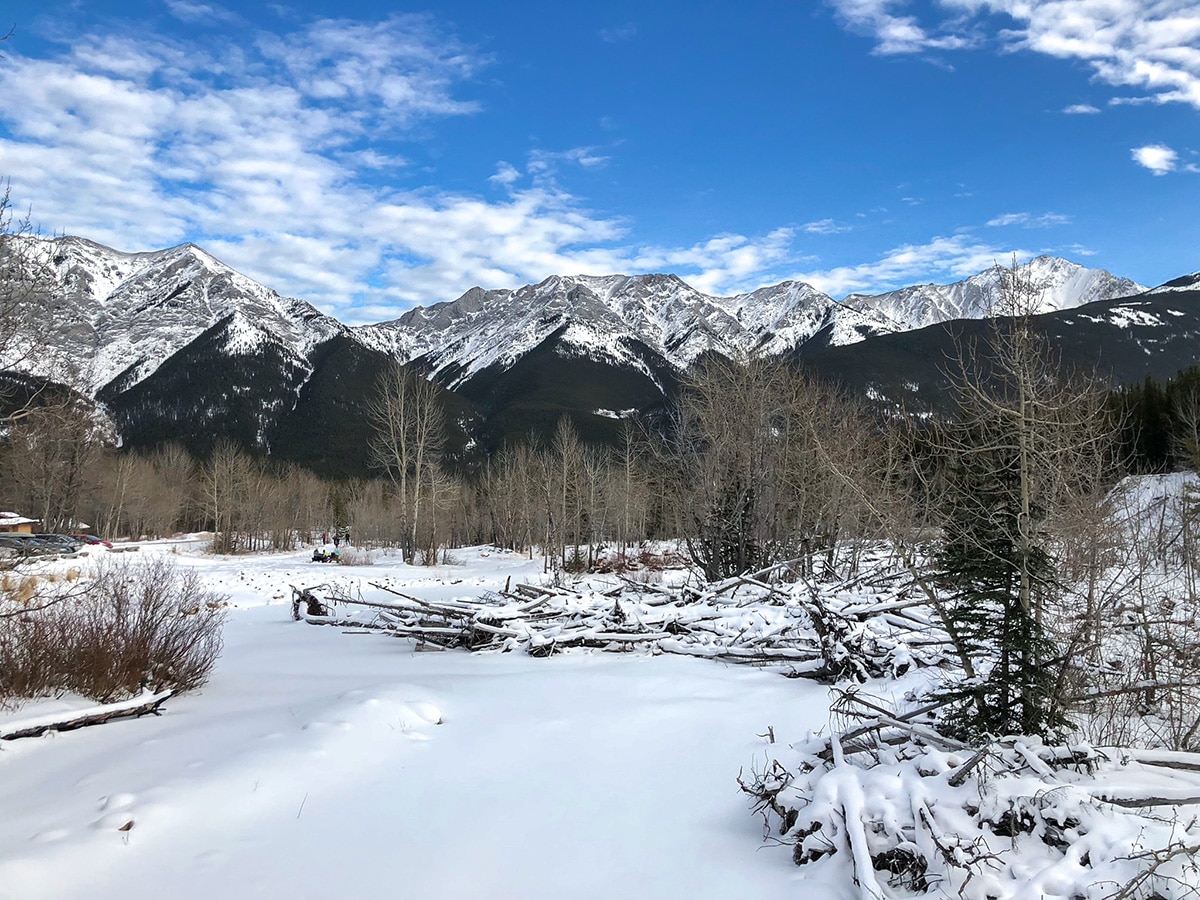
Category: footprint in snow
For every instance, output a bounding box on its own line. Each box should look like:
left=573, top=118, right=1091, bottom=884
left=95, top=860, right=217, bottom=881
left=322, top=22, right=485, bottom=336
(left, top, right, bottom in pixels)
left=30, top=828, right=70, bottom=843
left=405, top=701, right=443, bottom=725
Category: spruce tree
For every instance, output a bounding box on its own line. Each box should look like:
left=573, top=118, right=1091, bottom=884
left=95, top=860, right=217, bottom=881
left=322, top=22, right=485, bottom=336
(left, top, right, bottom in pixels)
left=936, top=423, right=1066, bottom=741
left=933, top=261, right=1113, bottom=742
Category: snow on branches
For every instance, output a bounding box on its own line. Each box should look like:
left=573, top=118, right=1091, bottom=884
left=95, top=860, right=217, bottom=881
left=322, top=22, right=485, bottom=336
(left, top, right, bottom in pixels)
left=292, top=554, right=946, bottom=679
left=742, top=689, right=1200, bottom=899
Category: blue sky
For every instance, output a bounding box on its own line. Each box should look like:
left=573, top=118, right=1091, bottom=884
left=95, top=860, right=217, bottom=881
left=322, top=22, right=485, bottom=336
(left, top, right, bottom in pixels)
left=0, top=0, right=1197, bottom=324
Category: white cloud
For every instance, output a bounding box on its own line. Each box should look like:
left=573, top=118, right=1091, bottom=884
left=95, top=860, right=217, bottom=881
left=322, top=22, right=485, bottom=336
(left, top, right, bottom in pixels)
left=794, top=234, right=1027, bottom=296
left=164, top=0, right=242, bottom=26
left=599, top=24, right=638, bottom=43
left=1131, top=143, right=1179, bottom=174
left=828, top=0, right=974, bottom=54
left=489, top=162, right=521, bottom=186
left=802, top=218, right=852, bottom=235
left=830, top=2, right=1200, bottom=111
left=528, top=147, right=610, bottom=178
left=987, top=211, right=1071, bottom=227
left=942, top=1, right=1200, bottom=110
left=1063, top=103, right=1100, bottom=114
left=624, top=228, right=797, bottom=297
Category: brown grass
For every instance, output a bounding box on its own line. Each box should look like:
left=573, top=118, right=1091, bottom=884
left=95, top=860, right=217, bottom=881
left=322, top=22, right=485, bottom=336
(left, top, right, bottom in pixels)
left=11, top=576, right=39, bottom=604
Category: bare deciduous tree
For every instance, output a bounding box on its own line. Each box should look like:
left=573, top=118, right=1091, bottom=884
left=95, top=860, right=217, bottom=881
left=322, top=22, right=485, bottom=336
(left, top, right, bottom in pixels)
left=366, top=362, right=446, bottom=562
left=671, top=354, right=880, bottom=581
left=202, top=439, right=251, bottom=553
left=4, top=396, right=104, bottom=532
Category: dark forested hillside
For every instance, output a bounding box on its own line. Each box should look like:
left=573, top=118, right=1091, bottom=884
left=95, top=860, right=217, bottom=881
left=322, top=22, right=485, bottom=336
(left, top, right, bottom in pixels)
left=795, top=288, right=1200, bottom=417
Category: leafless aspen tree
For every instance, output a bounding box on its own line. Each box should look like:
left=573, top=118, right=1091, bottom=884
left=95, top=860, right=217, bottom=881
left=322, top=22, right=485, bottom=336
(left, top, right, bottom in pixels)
left=673, top=354, right=878, bottom=581
left=4, top=396, right=103, bottom=532
left=202, top=439, right=251, bottom=553
left=366, top=362, right=446, bottom=562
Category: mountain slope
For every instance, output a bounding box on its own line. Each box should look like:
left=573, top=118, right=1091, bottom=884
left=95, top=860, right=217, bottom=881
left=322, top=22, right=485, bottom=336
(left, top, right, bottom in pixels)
left=354, top=273, right=834, bottom=390
left=356, top=257, right=1143, bottom=386
left=16, top=235, right=346, bottom=395
left=0, top=231, right=1178, bottom=473
left=796, top=283, right=1200, bottom=414
left=834, top=256, right=1145, bottom=346
left=99, top=311, right=314, bottom=458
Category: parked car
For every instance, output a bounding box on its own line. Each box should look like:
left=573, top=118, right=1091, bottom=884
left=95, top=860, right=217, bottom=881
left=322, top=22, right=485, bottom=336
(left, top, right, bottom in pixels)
left=33, top=533, right=82, bottom=554
left=0, top=535, right=35, bottom=558
left=69, top=533, right=113, bottom=548
left=0, top=535, right=56, bottom=557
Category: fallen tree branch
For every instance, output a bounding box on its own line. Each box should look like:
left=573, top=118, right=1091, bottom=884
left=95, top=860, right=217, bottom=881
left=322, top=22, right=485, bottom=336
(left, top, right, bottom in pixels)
left=0, top=690, right=174, bottom=741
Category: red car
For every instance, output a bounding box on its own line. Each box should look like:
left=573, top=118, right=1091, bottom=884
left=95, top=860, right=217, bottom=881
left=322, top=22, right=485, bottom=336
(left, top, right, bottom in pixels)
left=70, top=533, right=113, bottom=548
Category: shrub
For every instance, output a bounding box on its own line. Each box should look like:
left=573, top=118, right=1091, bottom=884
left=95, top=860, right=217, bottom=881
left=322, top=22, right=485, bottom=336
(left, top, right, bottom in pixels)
left=0, top=557, right=228, bottom=704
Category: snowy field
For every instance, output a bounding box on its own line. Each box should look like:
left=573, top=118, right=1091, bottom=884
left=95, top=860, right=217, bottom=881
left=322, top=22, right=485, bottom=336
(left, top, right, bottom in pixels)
left=0, top=542, right=843, bottom=899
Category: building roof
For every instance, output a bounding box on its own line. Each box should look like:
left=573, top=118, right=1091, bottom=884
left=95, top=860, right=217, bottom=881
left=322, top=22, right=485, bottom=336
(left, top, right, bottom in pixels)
left=0, top=512, right=41, bottom=526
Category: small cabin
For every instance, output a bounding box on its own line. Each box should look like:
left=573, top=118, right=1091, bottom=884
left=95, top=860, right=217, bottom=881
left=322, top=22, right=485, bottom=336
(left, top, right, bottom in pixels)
left=0, top=512, right=41, bottom=534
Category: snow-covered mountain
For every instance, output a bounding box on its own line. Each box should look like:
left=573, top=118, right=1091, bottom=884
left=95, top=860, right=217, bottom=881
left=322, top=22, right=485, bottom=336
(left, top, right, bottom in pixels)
left=9, top=236, right=346, bottom=394
left=839, top=256, right=1145, bottom=343
left=4, top=232, right=1181, bottom=474
left=355, top=274, right=840, bottom=390
left=1142, top=270, right=1200, bottom=296
left=12, top=234, right=1145, bottom=400
left=356, top=256, right=1143, bottom=385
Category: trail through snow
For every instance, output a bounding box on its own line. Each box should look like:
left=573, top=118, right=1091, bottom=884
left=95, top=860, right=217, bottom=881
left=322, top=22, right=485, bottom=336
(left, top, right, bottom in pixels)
left=0, top=545, right=836, bottom=899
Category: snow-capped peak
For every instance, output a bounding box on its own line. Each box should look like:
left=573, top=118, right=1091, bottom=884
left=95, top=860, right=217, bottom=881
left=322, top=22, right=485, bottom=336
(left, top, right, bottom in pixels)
left=355, top=272, right=839, bottom=387
left=13, top=235, right=347, bottom=394
left=838, top=256, right=1145, bottom=344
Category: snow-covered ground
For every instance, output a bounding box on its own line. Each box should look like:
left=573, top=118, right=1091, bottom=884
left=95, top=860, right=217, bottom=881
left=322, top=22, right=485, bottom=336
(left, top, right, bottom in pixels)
left=0, top=543, right=840, bottom=899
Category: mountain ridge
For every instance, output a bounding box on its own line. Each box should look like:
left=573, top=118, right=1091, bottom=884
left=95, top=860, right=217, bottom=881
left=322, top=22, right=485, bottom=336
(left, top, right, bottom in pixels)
left=9, top=233, right=1150, bottom=399
left=1, top=232, right=1187, bottom=474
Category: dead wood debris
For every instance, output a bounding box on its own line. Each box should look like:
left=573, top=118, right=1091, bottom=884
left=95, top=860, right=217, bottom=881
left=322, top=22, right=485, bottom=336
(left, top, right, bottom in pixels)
left=291, top=571, right=947, bottom=679
left=740, top=690, right=1200, bottom=898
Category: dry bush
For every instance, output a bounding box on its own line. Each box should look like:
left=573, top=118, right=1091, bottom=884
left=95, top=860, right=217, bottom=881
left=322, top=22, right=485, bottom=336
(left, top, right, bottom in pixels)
left=592, top=545, right=684, bottom=576
left=335, top=549, right=372, bottom=566
left=11, top=576, right=38, bottom=604
left=0, top=557, right=228, bottom=704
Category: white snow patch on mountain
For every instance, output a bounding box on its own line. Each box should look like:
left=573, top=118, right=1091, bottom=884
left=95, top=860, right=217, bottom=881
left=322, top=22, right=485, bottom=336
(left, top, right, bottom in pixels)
left=7, top=232, right=1155, bottom=404
left=10, top=236, right=345, bottom=394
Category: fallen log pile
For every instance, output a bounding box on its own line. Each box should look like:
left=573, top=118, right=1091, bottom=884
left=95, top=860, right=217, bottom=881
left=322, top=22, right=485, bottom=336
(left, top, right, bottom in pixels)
left=291, top=566, right=952, bottom=680
left=740, top=689, right=1200, bottom=898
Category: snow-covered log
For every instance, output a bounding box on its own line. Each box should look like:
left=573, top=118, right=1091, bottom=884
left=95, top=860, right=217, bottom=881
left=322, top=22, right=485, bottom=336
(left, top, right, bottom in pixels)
left=294, top=568, right=947, bottom=677
left=742, top=691, right=1200, bottom=898
left=0, top=690, right=173, bottom=741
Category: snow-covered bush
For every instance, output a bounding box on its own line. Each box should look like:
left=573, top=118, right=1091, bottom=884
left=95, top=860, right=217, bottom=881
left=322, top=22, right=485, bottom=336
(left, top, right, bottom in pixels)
left=335, top=549, right=373, bottom=566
